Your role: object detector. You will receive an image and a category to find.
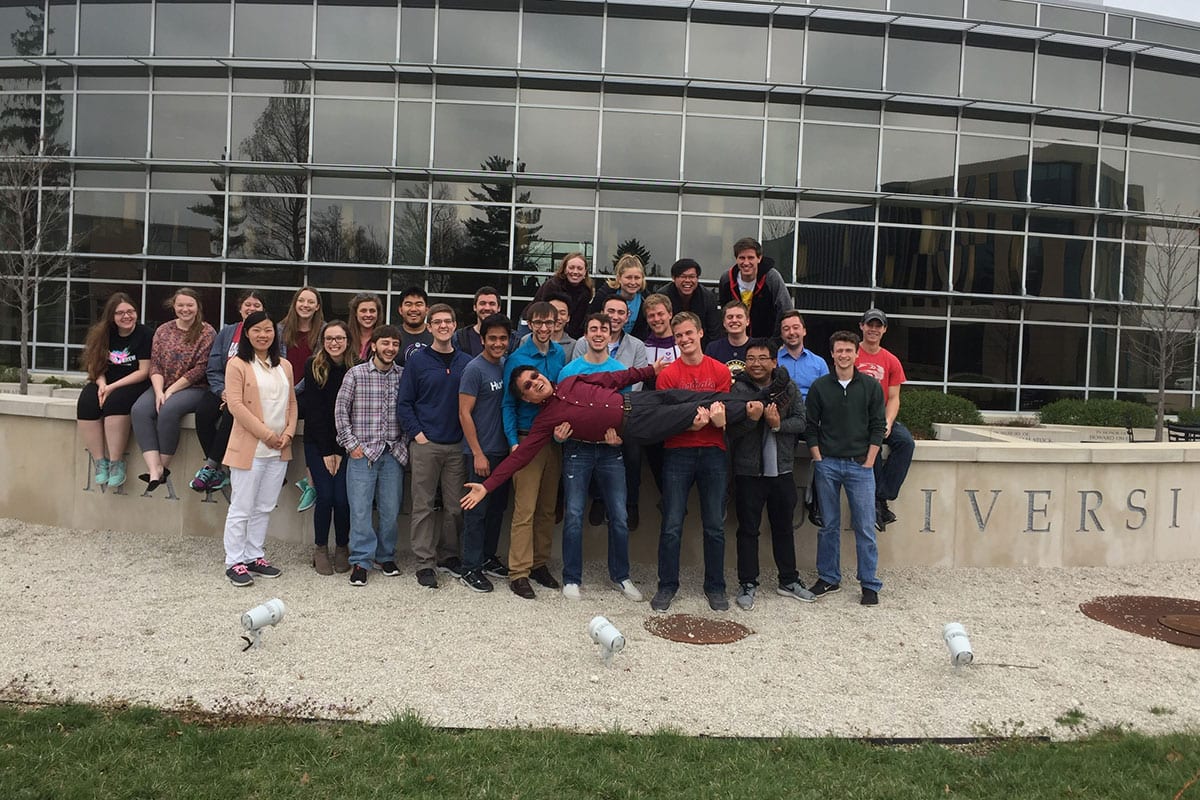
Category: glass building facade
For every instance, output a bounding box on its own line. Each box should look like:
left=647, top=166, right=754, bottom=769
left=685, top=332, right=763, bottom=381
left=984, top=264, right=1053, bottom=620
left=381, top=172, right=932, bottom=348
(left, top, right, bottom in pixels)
left=1, top=0, right=1199, bottom=410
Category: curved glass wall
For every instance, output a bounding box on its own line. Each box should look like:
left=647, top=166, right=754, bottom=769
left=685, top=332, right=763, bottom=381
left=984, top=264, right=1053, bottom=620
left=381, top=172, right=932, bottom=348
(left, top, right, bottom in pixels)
left=1, top=0, right=1199, bottom=410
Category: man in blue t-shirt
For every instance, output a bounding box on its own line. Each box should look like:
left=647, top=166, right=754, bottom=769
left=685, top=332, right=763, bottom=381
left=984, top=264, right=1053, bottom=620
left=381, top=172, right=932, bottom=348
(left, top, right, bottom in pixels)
left=457, top=314, right=514, bottom=593
left=704, top=300, right=751, bottom=377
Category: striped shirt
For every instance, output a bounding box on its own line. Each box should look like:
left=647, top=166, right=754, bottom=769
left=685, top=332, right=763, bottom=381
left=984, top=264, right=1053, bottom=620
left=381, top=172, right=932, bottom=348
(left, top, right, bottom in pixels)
left=334, top=359, right=409, bottom=465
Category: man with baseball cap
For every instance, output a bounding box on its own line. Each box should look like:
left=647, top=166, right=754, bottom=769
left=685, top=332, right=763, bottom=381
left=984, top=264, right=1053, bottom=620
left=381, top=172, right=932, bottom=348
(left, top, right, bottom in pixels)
left=855, top=308, right=914, bottom=531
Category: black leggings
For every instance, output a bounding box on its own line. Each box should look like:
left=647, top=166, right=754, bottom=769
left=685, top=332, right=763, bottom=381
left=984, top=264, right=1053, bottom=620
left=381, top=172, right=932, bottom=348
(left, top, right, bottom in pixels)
left=194, top=391, right=233, bottom=462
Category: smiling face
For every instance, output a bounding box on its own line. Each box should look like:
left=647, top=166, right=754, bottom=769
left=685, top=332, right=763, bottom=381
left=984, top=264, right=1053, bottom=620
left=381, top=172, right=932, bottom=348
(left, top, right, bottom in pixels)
left=294, top=289, right=319, bottom=320
left=859, top=319, right=886, bottom=349
left=585, top=317, right=610, bottom=353
left=322, top=323, right=348, bottom=359
left=400, top=294, right=427, bottom=329
left=603, top=299, right=629, bottom=335
left=618, top=266, right=644, bottom=297
left=563, top=256, right=587, bottom=285
left=548, top=299, right=569, bottom=336
left=428, top=310, right=456, bottom=345
left=474, top=293, right=501, bottom=321
left=673, top=267, right=699, bottom=298
left=482, top=327, right=510, bottom=361
left=672, top=319, right=703, bottom=359
left=246, top=318, right=276, bottom=355
left=372, top=336, right=400, bottom=367
left=112, top=302, right=138, bottom=335
left=723, top=306, right=748, bottom=337
left=735, top=248, right=761, bottom=281
left=645, top=303, right=672, bottom=337
left=780, top=315, right=806, bottom=350
left=831, top=339, right=858, bottom=372
left=528, top=313, right=555, bottom=345
left=355, top=301, right=379, bottom=329
left=173, top=293, right=199, bottom=325
left=239, top=295, right=264, bottom=320
left=744, top=346, right=775, bottom=384
left=518, top=369, right=554, bottom=403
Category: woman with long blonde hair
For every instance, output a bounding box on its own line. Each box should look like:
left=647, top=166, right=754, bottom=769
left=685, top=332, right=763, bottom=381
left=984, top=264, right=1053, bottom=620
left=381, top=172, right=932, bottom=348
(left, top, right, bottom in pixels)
left=589, top=253, right=649, bottom=339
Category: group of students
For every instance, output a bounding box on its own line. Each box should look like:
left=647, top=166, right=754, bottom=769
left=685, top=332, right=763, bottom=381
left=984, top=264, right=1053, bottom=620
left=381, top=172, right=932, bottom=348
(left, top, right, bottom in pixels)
left=75, top=235, right=911, bottom=607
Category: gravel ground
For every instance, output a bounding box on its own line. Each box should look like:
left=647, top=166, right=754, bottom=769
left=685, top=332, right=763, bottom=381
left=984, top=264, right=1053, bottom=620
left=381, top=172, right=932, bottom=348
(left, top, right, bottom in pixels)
left=1, top=517, right=1198, bottom=740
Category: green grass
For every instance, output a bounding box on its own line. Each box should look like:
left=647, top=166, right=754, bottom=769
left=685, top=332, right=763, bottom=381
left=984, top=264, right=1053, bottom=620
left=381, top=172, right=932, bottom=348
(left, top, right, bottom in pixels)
left=1, top=703, right=1198, bottom=799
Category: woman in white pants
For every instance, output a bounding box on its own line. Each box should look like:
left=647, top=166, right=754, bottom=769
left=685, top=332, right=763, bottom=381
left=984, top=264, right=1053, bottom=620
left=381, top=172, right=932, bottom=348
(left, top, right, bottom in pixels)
left=221, top=310, right=298, bottom=586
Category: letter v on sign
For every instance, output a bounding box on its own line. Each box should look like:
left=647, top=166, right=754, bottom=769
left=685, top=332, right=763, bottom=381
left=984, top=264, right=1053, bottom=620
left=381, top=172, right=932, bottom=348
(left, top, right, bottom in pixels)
left=965, top=489, right=1002, bottom=532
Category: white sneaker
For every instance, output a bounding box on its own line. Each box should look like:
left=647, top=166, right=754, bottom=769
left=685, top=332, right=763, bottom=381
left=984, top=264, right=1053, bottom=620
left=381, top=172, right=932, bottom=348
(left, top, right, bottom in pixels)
left=562, top=583, right=581, bottom=601
left=613, top=578, right=643, bottom=602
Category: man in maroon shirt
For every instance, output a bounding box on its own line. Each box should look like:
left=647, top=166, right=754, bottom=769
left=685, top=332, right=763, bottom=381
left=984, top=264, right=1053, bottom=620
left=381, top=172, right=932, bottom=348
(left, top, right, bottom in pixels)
left=459, top=364, right=779, bottom=510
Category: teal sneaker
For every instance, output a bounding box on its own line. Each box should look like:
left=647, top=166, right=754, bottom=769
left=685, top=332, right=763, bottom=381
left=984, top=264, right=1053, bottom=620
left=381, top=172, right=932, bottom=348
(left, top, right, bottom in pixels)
left=93, top=457, right=110, bottom=485
left=106, top=460, right=127, bottom=488
left=296, top=477, right=316, bottom=512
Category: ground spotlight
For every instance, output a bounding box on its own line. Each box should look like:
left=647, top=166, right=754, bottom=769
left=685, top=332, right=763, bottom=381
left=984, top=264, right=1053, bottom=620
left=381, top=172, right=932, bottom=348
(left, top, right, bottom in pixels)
left=588, top=616, right=624, bottom=666
left=241, top=598, right=286, bottom=651
left=943, top=622, right=973, bottom=667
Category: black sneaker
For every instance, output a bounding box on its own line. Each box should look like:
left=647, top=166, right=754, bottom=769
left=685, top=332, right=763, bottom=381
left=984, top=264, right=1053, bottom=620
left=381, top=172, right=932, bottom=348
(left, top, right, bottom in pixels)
left=460, top=569, right=494, bottom=593
left=626, top=504, right=639, bottom=531
left=529, top=565, right=560, bottom=590
left=226, top=563, right=254, bottom=587
left=482, top=556, right=509, bottom=579
left=706, top=591, right=730, bottom=612
left=805, top=501, right=823, bottom=528
left=649, top=588, right=675, bottom=612
left=809, top=579, right=841, bottom=598
left=437, top=557, right=465, bottom=578
left=243, top=558, right=281, bottom=578
left=416, top=567, right=438, bottom=588
left=877, top=499, right=897, bottom=526
left=861, top=588, right=879, bottom=606
left=377, top=560, right=401, bottom=577
left=509, top=577, right=536, bottom=599
left=349, top=565, right=369, bottom=586
left=588, top=499, right=606, bottom=526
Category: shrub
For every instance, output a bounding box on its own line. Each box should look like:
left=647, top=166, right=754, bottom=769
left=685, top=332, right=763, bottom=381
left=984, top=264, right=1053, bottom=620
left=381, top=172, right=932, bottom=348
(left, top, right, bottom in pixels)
left=897, top=389, right=983, bottom=439
left=1037, top=398, right=1155, bottom=428
left=1177, top=407, right=1200, bottom=425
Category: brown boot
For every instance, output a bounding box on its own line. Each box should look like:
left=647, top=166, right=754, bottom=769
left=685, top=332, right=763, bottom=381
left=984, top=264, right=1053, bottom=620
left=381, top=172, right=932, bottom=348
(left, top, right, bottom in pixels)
left=332, top=545, right=351, bottom=573
left=312, top=546, right=333, bottom=575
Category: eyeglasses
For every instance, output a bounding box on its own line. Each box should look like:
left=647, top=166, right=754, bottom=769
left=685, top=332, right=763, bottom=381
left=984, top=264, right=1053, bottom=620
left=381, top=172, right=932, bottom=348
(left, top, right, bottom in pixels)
left=745, top=355, right=774, bottom=363
left=521, top=373, right=540, bottom=392
left=114, top=310, right=137, bottom=317
left=430, top=318, right=454, bottom=326
left=529, top=319, right=554, bottom=328
left=324, top=335, right=347, bottom=342
left=675, top=273, right=699, bottom=281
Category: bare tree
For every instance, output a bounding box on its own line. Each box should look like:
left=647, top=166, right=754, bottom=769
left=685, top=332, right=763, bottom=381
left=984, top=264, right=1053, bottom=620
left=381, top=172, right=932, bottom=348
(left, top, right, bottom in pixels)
left=0, top=142, right=70, bottom=393
left=1124, top=203, right=1200, bottom=441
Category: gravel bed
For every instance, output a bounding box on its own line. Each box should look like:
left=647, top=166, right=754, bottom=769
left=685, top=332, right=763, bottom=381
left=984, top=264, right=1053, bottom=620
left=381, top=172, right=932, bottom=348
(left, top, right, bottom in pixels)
left=1, top=517, right=1198, bottom=739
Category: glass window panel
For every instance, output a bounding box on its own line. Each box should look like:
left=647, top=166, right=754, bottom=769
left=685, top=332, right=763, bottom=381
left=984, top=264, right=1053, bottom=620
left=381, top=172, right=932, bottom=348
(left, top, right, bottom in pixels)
left=517, top=184, right=592, bottom=207
left=605, top=90, right=680, bottom=113
left=682, top=194, right=759, bottom=215
left=963, top=37, right=1032, bottom=104
left=881, top=203, right=951, bottom=228
left=684, top=116, right=762, bottom=184
left=955, top=207, right=1025, bottom=231
left=154, top=73, right=227, bottom=93
left=313, top=98, right=393, bottom=166
left=892, top=0, right=962, bottom=14
left=309, top=198, right=389, bottom=264
left=231, top=94, right=311, bottom=163
left=764, top=120, right=798, bottom=187
left=233, top=73, right=309, bottom=94
left=1022, top=325, right=1087, bottom=387
left=0, top=92, right=42, bottom=152
left=425, top=202, right=505, bottom=269
left=155, top=1, right=230, bottom=57
left=1090, top=326, right=1116, bottom=387
left=600, top=111, right=681, bottom=181
left=687, top=94, right=763, bottom=117
left=517, top=106, right=598, bottom=176
left=796, top=220, right=874, bottom=287
left=311, top=176, right=389, bottom=197
left=1026, top=236, right=1091, bottom=299
left=761, top=216, right=795, bottom=279
left=151, top=171, right=221, bottom=190
left=606, top=11, right=685, bottom=77
left=880, top=129, right=955, bottom=195
left=316, top=0, right=396, bottom=62
left=148, top=192, right=223, bottom=257
left=314, top=76, right=394, bottom=98
left=877, top=225, right=950, bottom=292
left=77, top=72, right=145, bottom=91
left=884, top=106, right=957, bottom=131
left=521, top=8, right=602, bottom=72
left=399, top=3, right=434, bottom=63
left=79, top=1, right=150, bottom=55
left=1125, top=151, right=1200, bottom=214
left=801, top=124, right=878, bottom=191
left=957, top=135, right=1028, bottom=201
left=234, top=1, right=313, bottom=59
left=948, top=320, right=1019, bottom=385
left=75, top=94, right=148, bottom=158
left=806, top=24, right=883, bottom=91
left=1137, top=20, right=1200, bottom=50
left=1108, top=15, right=1132, bottom=39
left=229, top=193, right=307, bottom=260
left=688, top=17, right=767, bottom=82
left=437, top=4, right=516, bottom=68
left=393, top=198, right=427, bottom=265
left=518, top=205, right=594, bottom=276
left=396, top=101, right=431, bottom=168
left=680, top=214, right=752, bottom=283
left=520, top=85, right=599, bottom=108
left=953, top=229, right=1023, bottom=295
left=805, top=101, right=879, bottom=126
left=433, top=103, right=514, bottom=170
left=1036, top=46, right=1101, bottom=111
left=769, top=21, right=804, bottom=85
left=1103, top=55, right=1129, bottom=115
left=144, top=260, right=221, bottom=286
left=966, top=0, right=1034, bottom=25
left=46, top=0, right=74, bottom=56
left=1033, top=119, right=1097, bottom=145
left=885, top=31, right=959, bottom=97
left=961, top=112, right=1027, bottom=137
left=74, top=190, right=146, bottom=254
left=1132, top=59, right=1200, bottom=125
left=151, top=94, right=227, bottom=160
left=1030, top=142, right=1097, bottom=207
left=1040, top=7, right=1104, bottom=35
left=597, top=210, right=676, bottom=277
left=599, top=189, right=676, bottom=211
left=224, top=263, right=304, bottom=287
left=1024, top=300, right=1087, bottom=323
left=0, top=3, right=44, bottom=57
left=1093, top=241, right=1121, bottom=302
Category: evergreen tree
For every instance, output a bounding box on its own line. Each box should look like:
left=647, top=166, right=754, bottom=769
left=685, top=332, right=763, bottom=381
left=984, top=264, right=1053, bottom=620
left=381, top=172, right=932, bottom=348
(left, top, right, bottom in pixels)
left=463, top=155, right=542, bottom=271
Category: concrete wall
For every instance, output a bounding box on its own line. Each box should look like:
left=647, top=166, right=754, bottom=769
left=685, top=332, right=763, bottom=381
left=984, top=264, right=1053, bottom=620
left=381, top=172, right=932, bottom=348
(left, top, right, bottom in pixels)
left=2, top=395, right=1198, bottom=569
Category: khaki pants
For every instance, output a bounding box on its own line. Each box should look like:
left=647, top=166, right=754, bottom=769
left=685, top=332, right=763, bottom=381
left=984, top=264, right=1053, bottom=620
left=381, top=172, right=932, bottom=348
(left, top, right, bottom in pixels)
left=507, top=436, right=561, bottom=580
left=408, top=440, right=463, bottom=570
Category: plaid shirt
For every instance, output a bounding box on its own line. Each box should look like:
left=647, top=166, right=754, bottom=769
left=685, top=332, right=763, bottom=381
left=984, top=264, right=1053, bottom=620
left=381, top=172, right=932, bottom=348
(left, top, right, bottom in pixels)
left=334, top=359, right=409, bottom=465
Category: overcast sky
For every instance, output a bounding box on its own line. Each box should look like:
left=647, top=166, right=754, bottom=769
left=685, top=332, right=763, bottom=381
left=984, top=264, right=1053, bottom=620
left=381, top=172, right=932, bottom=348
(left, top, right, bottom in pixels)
left=1100, top=0, right=1200, bottom=24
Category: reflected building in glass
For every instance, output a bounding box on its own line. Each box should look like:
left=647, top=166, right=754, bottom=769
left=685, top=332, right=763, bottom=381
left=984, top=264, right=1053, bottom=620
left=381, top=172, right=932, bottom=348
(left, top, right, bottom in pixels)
left=1, top=0, right=1199, bottom=410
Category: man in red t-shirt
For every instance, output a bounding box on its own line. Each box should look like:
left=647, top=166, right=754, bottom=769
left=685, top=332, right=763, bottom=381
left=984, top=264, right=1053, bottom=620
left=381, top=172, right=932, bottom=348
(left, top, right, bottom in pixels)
left=651, top=311, right=736, bottom=613
left=855, top=308, right=914, bottom=531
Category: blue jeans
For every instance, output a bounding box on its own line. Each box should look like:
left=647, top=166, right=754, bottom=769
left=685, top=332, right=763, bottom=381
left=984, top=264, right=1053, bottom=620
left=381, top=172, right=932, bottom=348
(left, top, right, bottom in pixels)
left=462, top=452, right=510, bottom=572
left=304, top=440, right=349, bottom=548
left=657, top=446, right=726, bottom=595
left=875, top=421, right=914, bottom=502
left=814, top=457, right=882, bottom=592
left=346, top=452, right=403, bottom=569
left=563, top=441, right=630, bottom=586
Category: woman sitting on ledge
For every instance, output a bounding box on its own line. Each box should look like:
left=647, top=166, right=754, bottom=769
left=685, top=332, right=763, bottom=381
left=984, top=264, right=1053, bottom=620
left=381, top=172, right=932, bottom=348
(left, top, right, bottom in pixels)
left=130, top=288, right=216, bottom=492
left=76, top=292, right=152, bottom=489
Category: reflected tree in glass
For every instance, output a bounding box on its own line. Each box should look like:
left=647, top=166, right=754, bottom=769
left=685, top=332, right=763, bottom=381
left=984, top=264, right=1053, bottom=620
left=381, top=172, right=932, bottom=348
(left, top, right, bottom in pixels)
left=0, top=8, right=66, bottom=155
left=612, top=238, right=654, bottom=274
left=188, top=177, right=245, bottom=257
left=309, top=204, right=386, bottom=265
left=463, top=156, right=541, bottom=273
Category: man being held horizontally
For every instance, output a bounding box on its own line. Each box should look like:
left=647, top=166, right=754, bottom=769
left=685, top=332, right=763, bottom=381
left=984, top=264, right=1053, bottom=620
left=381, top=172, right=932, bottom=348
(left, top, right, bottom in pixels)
left=805, top=330, right=886, bottom=606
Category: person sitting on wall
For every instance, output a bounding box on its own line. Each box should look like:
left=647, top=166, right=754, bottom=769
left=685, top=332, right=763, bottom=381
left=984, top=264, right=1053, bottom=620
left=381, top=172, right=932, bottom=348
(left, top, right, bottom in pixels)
left=855, top=308, right=914, bottom=532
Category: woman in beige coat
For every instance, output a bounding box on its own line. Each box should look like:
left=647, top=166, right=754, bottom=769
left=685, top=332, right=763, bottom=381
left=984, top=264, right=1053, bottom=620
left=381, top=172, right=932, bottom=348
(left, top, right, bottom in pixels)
left=221, top=310, right=298, bottom=587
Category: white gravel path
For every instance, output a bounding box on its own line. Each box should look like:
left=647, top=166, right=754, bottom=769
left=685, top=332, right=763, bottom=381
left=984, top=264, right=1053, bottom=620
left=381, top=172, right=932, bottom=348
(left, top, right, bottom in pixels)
left=1, top=517, right=1197, bottom=739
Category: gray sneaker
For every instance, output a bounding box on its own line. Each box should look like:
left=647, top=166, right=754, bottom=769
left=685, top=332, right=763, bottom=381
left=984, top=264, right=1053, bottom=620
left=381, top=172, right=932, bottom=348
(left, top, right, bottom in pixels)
left=650, top=588, right=675, bottom=612
left=706, top=591, right=730, bottom=612
left=736, top=583, right=757, bottom=610
left=777, top=581, right=817, bottom=603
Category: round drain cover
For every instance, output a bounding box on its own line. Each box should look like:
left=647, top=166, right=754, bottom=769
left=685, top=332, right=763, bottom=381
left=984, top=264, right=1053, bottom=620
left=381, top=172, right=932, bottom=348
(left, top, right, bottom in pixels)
left=644, top=613, right=752, bottom=645
left=1159, top=614, right=1200, bottom=637
left=1079, top=596, right=1200, bottom=649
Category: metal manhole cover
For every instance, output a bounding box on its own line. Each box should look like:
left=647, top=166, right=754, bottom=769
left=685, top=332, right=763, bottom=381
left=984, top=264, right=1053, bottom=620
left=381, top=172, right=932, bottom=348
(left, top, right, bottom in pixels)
left=644, top=613, right=752, bottom=644
left=1079, top=595, right=1200, bottom=649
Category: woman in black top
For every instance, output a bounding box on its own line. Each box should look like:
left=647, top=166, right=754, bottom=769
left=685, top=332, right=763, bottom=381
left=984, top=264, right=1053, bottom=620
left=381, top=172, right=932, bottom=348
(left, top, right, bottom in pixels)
left=298, top=320, right=356, bottom=574
left=532, top=251, right=593, bottom=340
left=76, top=292, right=152, bottom=489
